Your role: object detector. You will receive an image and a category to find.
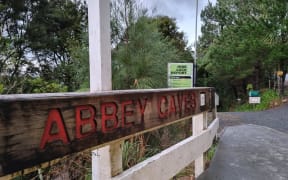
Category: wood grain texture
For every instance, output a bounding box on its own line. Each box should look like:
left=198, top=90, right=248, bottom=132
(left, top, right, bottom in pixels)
left=0, top=88, right=214, bottom=176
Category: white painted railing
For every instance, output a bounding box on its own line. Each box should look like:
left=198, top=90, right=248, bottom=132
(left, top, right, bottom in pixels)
left=114, top=116, right=218, bottom=180
left=92, top=112, right=219, bottom=180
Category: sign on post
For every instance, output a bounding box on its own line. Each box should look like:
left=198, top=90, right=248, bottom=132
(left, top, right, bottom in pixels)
left=248, top=90, right=261, bottom=104
left=249, top=97, right=261, bottom=104
left=168, top=63, right=193, bottom=88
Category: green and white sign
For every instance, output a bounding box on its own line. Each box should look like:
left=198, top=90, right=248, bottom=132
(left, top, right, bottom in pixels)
left=168, top=63, right=193, bottom=88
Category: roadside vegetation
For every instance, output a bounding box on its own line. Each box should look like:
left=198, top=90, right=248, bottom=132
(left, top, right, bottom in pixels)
left=234, top=89, right=281, bottom=112
left=197, top=0, right=288, bottom=111
left=1, top=0, right=288, bottom=179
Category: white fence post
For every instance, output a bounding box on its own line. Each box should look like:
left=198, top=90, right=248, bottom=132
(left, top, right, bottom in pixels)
left=88, top=0, right=111, bottom=91
left=92, top=146, right=112, bottom=179
left=110, top=142, right=124, bottom=176
left=88, top=0, right=123, bottom=179
left=112, top=117, right=219, bottom=180
left=215, top=93, right=219, bottom=119
left=193, top=113, right=205, bottom=178
left=92, top=142, right=123, bottom=179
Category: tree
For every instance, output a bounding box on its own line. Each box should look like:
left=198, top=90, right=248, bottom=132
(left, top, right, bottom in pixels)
left=0, top=0, right=87, bottom=94
left=260, top=0, right=288, bottom=95
left=68, top=31, right=90, bottom=91
left=153, top=16, right=186, bottom=51
left=197, top=0, right=288, bottom=108
left=110, top=0, right=192, bottom=89
left=152, top=16, right=193, bottom=62
left=110, top=0, right=147, bottom=46
left=0, top=0, right=34, bottom=93
left=112, top=16, right=184, bottom=89
left=26, top=0, right=85, bottom=91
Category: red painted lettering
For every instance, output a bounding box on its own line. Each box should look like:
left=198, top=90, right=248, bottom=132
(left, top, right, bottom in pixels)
left=184, top=94, right=191, bottom=113
left=138, top=98, right=148, bottom=123
left=158, top=96, right=168, bottom=118
left=169, top=95, right=176, bottom=115
left=101, top=102, right=118, bottom=133
left=177, top=94, right=183, bottom=116
left=191, top=92, right=196, bottom=109
left=75, top=105, right=96, bottom=139
left=40, top=109, right=69, bottom=149
left=121, top=100, right=134, bottom=127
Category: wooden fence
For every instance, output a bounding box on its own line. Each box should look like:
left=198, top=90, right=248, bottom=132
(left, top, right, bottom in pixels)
left=0, top=87, right=218, bottom=178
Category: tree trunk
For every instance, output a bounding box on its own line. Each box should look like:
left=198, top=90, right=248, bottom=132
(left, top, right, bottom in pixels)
left=231, top=84, right=238, bottom=99
left=279, top=59, right=286, bottom=96
left=281, top=71, right=286, bottom=96
left=254, top=60, right=260, bottom=90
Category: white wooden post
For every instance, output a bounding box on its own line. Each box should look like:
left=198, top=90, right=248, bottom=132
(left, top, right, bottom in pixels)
left=88, top=0, right=123, bottom=179
left=203, top=111, right=208, bottom=130
left=92, top=146, right=112, bottom=179
left=88, top=0, right=111, bottom=91
left=192, top=113, right=205, bottom=178
left=215, top=93, right=219, bottom=119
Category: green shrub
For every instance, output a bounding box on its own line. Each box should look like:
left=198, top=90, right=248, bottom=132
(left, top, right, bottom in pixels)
left=0, top=83, right=3, bottom=94
left=24, top=78, right=68, bottom=93
left=122, top=136, right=161, bottom=170
left=246, top=83, right=253, bottom=91
left=206, top=143, right=217, bottom=161
left=234, top=89, right=280, bottom=112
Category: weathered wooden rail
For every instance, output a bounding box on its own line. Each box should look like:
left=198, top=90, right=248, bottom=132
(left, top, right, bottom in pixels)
left=0, top=87, right=218, bottom=178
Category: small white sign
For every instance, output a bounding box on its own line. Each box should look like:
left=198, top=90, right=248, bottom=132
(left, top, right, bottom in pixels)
left=249, top=97, right=261, bottom=104
left=215, top=93, right=219, bottom=106
left=200, top=93, right=205, bottom=106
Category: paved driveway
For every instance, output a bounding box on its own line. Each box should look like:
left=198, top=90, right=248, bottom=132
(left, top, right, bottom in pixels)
left=218, top=103, right=288, bottom=133
left=198, top=103, right=288, bottom=180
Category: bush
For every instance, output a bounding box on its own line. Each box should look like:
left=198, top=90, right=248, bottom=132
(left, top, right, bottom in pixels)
left=122, top=135, right=161, bottom=170
left=234, top=89, right=280, bottom=112
left=0, top=83, right=3, bottom=94
left=23, top=78, right=68, bottom=93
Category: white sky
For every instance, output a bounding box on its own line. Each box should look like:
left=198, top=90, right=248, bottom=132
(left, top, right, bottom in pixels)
left=142, top=0, right=216, bottom=47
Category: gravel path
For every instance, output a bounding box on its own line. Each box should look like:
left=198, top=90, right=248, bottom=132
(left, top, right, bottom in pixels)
left=218, top=103, right=288, bottom=133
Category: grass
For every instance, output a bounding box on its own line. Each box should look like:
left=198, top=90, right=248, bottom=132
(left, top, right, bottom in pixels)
left=205, top=143, right=217, bottom=163
left=234, top=89, right=281, bottom=112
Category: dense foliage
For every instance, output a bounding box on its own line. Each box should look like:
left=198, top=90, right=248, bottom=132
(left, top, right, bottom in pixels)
left=110, top=0, right=193, bottom=89
left=0, top=0, right=192, bottom=94
left=197, top=0, right=288, bottom=109
left=0, top=0, right=87, bottom=93
left=1, top=0, right=286, bottom=110
left=234, top=89, right=280, bottom=111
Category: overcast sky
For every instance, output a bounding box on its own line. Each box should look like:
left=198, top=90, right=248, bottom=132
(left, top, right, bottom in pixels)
left=141, top=0, right=216, bottom=47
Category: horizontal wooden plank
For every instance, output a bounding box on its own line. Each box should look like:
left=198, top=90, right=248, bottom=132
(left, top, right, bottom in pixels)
left=0, top=88, right=215, bottom=176
left=0, top=88, right=212, bottom=101
left=112, top=118, right=219, bottom=180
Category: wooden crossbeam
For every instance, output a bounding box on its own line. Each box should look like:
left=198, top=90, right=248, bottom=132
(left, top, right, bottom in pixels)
left=0, top=88, right=214, bottom=176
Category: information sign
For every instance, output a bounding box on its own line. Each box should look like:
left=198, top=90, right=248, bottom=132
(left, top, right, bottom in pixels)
left=168, top=63, right=193, bottom=88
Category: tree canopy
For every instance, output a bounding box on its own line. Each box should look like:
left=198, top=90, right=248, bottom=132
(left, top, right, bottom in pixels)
left=110, top=1, right=193, bottom=89
left=0, top=0, right=87, bottom=93
left=198, top=0, right=288, bottom=109
left=112, top=16, right=186, bottom=89
left=0, top=0, right=193, bottom=94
